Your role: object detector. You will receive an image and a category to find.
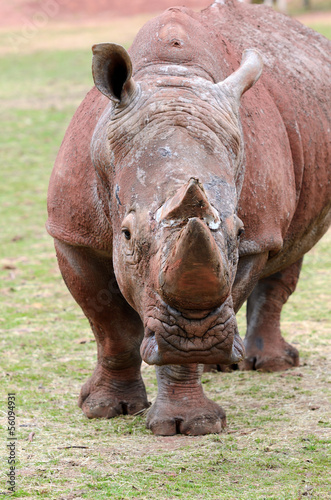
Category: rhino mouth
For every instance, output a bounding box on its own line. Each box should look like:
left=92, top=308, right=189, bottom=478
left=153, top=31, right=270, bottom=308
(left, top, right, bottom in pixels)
left=140, top=293, right=245, bottom=365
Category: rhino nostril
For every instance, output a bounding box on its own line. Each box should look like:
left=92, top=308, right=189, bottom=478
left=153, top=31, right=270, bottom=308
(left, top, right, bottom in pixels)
left=146, top=328, right=155, bottom=338
left=237, top=227, right=244, bottom=239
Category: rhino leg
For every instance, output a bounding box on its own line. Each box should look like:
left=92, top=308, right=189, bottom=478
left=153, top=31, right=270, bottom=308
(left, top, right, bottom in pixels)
left=146, top=364, right=226, bottom=436
left=54, top=240, right=149, bottom=418
left=242, top=258, right=303, bottom=371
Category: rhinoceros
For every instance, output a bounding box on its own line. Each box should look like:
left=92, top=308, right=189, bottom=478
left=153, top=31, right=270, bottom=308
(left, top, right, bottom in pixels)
left=47, top=0, right=331, bottom=435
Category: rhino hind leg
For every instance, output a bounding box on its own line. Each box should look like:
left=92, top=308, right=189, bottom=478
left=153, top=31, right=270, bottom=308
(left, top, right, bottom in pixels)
left=146, top=364, right=226, bottom=436
left=241, top=258, right=303, bottom=372
left=54, top=240, right=149, bottom=418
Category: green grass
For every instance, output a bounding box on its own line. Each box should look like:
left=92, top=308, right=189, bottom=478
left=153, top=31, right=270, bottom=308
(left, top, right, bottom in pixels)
left=308, top=24, right=331, bottom=38
left=288, top=0, right=331, bottom=15
left=1, top=23, right=331, bottom=500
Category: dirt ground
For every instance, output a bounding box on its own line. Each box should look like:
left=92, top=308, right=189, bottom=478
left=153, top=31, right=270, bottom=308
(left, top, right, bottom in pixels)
left=2, top=0, right=331, bottom=29
left=0, top=0, right=210, bottom=28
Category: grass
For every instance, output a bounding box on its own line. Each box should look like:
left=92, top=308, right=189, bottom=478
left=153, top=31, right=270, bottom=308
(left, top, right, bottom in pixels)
left=0, top=17, right=330, bottom=500
left=287, top=0, right=331, bottom=15
left=307, top=24, right=331, bottom=37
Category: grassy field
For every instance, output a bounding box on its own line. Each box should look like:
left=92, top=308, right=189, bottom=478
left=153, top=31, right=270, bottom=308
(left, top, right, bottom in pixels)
left=0, top=16, right=330, bottom=500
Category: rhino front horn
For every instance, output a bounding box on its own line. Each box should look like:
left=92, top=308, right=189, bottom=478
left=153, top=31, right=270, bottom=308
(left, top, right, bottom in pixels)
left=159, top=217, right=230, bottom=311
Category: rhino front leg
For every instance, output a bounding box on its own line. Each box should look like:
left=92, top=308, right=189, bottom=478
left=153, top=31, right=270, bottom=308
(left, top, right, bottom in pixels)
left=242, top=258, right=303, bottom=371
left=54, top=240, right=149, bottom=418
left=146, top=364, right=226, bottom=436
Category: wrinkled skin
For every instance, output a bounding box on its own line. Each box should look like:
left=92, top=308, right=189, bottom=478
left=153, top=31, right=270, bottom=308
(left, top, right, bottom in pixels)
left=47, top=0, right=331, bottom=435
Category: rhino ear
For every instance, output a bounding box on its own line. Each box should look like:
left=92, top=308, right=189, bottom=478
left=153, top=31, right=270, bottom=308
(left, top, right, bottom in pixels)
left=92, top=43, right=137, bottom=104
left=217, top=49, right=263, bottom=100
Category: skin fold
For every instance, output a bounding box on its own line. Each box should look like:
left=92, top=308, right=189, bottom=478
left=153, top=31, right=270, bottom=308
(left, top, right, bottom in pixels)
left=47, top=0, right=331, bottom=435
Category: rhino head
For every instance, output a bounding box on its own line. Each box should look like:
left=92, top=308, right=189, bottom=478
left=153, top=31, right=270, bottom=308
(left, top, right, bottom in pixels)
left=90, top=42, right=263, bottom=366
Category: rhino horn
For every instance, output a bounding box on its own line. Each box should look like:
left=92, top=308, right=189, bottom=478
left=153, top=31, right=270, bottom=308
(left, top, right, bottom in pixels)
left=156, top=178, right=221, bottom=230
left=218, top=48, right=263, bottom=99
left=92, top=43, right=137, bottom=104
left=159, top=217, right=229, bottom=311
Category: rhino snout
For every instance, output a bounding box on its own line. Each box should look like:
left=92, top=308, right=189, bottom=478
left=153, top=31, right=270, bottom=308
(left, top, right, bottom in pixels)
left=140, top=295, right=245, bottom=366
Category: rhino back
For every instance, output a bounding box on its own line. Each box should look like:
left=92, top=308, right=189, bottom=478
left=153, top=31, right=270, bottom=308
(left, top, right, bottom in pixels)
left=129, top=6, right=232, bottom=83
left=205, top=0, right=331, bottom=266
left=128, top=2, right=330, bottom=262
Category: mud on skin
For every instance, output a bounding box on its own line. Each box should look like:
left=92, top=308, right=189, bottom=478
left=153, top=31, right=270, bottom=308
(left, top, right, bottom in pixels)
left=47, top=0, right=331, bottom=435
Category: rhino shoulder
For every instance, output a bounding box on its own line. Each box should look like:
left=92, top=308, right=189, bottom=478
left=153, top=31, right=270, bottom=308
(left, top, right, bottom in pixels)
left=47, top=87, right=113, bottom=252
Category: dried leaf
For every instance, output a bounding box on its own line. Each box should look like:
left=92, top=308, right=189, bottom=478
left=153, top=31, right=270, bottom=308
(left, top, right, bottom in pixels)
left=74, top=338, right=96, bottom=344
left=2, top=264, right=17, bottom=270
left=12, top=235, right=23, bottom=242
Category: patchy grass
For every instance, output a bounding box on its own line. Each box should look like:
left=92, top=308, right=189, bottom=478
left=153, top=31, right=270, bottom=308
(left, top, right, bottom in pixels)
left=1, top=22, right=331, bottom=500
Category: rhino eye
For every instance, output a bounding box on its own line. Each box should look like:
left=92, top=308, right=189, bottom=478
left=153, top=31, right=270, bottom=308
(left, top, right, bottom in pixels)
left=122, top=229, right=131, bottom=240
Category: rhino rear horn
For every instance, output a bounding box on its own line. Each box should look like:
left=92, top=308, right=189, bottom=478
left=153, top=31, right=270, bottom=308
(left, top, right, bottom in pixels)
left=92, top=43, right=137, bottom=104
left=218, top=49, right=263, bottom=99
left=156, top=178, right=221, bottom=230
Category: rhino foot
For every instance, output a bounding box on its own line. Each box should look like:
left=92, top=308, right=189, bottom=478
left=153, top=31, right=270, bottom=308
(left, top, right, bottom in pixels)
left=146, top=364, right=226, bottom=436
left=146, top=398, right=226, bottom=436
left=240, top=340, right=299, bottom=372
left=78, top=365, right=149, bottom=418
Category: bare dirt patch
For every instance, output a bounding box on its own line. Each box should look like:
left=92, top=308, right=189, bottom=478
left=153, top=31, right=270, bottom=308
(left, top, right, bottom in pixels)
left=2, top=0, right=331, bottom=31
left=296, top=10, right=331, bottom=24
left=0, top=14, right=154, bottom=55
left=0, top=0, right=211, bottom=29
left=2, top=1, right=330, bottom=58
